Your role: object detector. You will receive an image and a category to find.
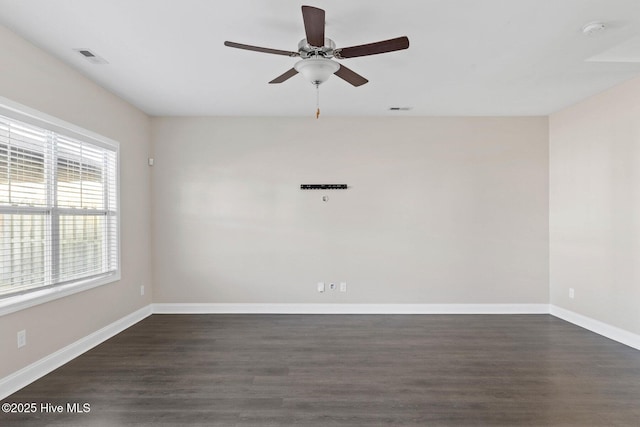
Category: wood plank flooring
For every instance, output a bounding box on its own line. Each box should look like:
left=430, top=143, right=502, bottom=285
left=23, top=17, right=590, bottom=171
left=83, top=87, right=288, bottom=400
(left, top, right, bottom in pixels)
left=2, top=314, right=640, bottom=426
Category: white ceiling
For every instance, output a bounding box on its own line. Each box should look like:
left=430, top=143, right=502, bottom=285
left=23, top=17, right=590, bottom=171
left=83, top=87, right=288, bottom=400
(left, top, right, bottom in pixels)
left=1, top=0, right=640, bottom=117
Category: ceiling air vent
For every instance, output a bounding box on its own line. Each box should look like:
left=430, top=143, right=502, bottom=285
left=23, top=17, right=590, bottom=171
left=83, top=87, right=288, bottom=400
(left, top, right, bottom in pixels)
left=73, top=48, right=108, bottom=64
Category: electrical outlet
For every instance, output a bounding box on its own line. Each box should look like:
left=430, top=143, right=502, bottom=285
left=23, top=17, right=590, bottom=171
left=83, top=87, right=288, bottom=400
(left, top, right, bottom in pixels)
left=17, top=330, right=26, bottom=348
left=317, top=282, right=325, bottom=293
left=140, top=285, right=145, bottom=296
left=569, top=288, right=575, bottom=299
left=330, top=283, right=335, bottom=290
left=340, top=282, right=347, bottom=292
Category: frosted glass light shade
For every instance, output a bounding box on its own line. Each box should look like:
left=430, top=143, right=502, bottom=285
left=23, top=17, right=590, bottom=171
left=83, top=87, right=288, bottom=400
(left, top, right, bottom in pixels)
left=294, top=58, right=340, bottom=85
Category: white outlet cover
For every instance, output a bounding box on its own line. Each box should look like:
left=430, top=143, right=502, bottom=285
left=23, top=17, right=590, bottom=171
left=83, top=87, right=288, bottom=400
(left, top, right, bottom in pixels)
left=17, top=330, right=26, bottom=348
left=340, top=282, right=347, bottom=292
left=317, top=282, right=325, bottom=293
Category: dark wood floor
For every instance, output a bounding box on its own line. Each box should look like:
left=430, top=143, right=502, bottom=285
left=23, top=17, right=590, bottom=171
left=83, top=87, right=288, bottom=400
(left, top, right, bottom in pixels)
left=2, top=314, right=640, bottom=426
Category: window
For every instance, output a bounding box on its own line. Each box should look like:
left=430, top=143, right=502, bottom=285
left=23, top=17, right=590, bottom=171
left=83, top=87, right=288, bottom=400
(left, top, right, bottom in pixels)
left=0, top=100, right=119, bottom=314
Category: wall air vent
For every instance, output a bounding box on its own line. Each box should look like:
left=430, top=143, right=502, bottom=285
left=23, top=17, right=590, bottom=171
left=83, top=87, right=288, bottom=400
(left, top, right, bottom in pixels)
left=73, top=48, right=109, bottom=64
left=389, top=107, right=412, bottom=111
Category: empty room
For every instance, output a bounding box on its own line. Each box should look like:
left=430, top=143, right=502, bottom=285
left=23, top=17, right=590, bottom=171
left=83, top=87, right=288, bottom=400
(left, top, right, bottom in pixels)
left=1, top=1, right=640, bottom=426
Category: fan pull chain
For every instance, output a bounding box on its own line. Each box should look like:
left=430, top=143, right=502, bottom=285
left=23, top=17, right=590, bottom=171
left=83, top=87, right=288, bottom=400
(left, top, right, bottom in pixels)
left=315, top=83, right=320, bottom=119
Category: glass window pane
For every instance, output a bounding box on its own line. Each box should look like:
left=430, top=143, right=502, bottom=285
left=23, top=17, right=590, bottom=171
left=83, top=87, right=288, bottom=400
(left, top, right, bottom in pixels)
left=0, top=213, right=47, bottom=296
left=0, top=143, right=46, bottom=207
left=58, top=214, right=106, bottom=282
left=56, top=139, right=105, bottom=210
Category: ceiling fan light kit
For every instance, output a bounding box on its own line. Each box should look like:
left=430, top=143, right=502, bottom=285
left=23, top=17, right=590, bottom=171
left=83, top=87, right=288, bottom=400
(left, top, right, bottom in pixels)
left=294, top=57, right=339, bottom=85
left=224, top=5, right=409, bottom=117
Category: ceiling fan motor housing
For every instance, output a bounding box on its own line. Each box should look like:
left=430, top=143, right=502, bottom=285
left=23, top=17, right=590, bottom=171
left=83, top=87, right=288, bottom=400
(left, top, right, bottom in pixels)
left=298, top=38, right=336, bottom=58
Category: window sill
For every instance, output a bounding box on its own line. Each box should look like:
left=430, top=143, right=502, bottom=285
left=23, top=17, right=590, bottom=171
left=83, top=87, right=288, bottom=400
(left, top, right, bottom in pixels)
left=0, top=273, right=120, bottom=317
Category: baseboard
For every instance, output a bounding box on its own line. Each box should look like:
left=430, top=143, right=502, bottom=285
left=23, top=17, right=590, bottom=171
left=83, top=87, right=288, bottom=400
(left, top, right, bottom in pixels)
left=549, top=305, right=640, bottom=351
left=0, top=304, right=153, bottom=400
left=152, top=303, right=550, bottom=315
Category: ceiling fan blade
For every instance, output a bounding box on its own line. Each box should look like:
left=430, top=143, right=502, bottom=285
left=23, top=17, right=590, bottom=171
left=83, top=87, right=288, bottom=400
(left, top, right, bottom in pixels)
left=301, top=6, right=325, bottom=47
left=335, top=36, right=409, bottom=59
left=224, top=41, right=299, bottom=57
left=334, top=64, right=368, bottom=87
left=269, top=68, right=299, bottom=84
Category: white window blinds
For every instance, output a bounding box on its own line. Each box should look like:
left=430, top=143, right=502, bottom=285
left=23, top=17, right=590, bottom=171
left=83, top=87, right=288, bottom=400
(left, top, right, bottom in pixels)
left=0, top=113, right=119, bottom=299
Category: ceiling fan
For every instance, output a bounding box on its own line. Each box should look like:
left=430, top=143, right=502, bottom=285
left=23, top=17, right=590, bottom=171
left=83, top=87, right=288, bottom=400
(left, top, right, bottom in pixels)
left=224, top=5, right=410, bottom=88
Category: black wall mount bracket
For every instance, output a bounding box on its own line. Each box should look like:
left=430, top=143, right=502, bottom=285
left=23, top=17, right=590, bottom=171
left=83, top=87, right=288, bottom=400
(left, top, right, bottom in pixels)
left=300, top=184, right=348, bottom=190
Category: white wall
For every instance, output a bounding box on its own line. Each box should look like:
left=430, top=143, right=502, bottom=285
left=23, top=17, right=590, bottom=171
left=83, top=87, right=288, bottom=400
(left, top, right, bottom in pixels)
left=550, top=75, right=640, bottom=336
left=151, top=116, right=549, bottom=305
left=0, top=25, right=151, bottom=378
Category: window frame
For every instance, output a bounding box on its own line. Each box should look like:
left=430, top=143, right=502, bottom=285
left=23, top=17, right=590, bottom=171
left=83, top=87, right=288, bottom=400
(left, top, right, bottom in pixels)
left=0, top=97, right=121, bottom=316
